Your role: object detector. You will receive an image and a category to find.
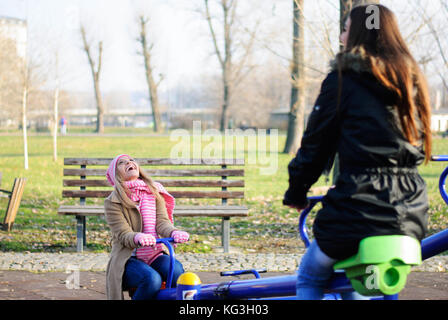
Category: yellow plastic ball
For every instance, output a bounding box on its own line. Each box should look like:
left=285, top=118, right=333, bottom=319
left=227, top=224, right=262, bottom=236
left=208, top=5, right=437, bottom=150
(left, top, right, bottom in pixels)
left=177, top=272, right=202, bottom=285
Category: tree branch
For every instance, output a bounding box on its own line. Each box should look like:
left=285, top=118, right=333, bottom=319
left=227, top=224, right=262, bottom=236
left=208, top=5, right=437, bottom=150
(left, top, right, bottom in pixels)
left=97, top=41, right=103, bottom=76
left=232, top=20, right=260, bottom=86
left=204, top=0, right=224, bottom=67
left=80, top=25, right=95, bottom=73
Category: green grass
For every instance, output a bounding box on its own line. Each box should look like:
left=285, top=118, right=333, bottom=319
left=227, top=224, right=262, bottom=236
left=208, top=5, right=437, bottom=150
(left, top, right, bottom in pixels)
left=0, top=131, right=447, bottom=254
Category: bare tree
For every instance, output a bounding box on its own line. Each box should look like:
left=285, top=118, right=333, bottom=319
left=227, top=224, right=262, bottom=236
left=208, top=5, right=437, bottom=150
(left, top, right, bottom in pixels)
left=0, top=18, right=50, bottom=169
left=284, top=0, right=306, bottom=154
left=412, top=1, right=448, bottom=91
left=52, top=52, right=60, bottom=162
left=138, top=16, right=163, bottom=132
left=19, top=51, right=44, bottom=170
left=260, top=0, right=343, bottom=154
left=80, top=25, right=105, bottom=134
left=21, top=64, right=29, bottom=170
left=203, top=0, right=259, bottom=131
left=204, top=0, right=234, bottom=131
left=227, top=56, right=290, bottom=128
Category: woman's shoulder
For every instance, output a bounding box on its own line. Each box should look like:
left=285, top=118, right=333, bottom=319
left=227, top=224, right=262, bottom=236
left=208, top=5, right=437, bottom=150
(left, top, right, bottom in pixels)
left=316, top=71, right=342, bottom=96
left=323, top=69, right=363, bottom=85
left=320, top=70, right=353, bottom=88
left=324, top=70, right=338, bottom=81
left=105, top=190, right=122, bottom=207
left=321, top=69, right=387, bottom=100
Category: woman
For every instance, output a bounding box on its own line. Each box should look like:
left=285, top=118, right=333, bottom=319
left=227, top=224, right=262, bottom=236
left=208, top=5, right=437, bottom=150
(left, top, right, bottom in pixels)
left=104, top=154, right=189, bottom=300
left=283, top=5, right=432, bottom=299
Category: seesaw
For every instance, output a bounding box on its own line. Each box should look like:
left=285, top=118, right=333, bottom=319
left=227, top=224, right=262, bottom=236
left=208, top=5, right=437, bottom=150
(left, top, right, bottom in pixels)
left=153, top=156, right=448, bottom=300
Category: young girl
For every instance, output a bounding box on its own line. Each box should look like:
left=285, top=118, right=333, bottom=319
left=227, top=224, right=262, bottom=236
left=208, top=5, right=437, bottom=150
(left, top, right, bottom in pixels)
left=104, top=154, right=189, bottom=300
left=283, top=5, right=432, bottom=300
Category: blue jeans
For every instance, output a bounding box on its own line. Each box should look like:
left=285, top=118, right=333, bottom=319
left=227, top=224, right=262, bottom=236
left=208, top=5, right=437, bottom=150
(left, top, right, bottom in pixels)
left=296, top=240, right=369, bottom=300
left=123, top=255, right=184, bottom=300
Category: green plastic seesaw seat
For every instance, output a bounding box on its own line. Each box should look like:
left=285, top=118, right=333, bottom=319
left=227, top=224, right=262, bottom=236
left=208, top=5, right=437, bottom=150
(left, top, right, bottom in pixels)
left=333, top=235, right=421, bottom=296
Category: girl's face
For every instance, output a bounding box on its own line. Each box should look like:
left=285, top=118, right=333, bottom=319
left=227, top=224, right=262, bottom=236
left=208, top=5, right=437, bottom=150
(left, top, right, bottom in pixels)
left=340, top=17, right=351, bottom=48
left=116, top=156, right=140, bottom=181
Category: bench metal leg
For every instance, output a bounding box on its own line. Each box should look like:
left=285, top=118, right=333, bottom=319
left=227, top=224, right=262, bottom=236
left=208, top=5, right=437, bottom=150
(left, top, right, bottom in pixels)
left=222, top=217, right=230, bottom=253
left=76, top=216, right=86, bottom=252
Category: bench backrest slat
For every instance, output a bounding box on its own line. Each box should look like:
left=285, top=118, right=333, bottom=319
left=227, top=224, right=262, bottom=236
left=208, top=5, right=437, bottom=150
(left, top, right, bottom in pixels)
left=64, top=168, right=244, bottom=177
left=62, top=158, right=245, bottom=203
left=64, top=158, right=244, bottom=166
left=63, top=179, right=244, bottom=188
left=63, top=190, right=244, bottom=199
left=3, top=178, right=26, bottom=230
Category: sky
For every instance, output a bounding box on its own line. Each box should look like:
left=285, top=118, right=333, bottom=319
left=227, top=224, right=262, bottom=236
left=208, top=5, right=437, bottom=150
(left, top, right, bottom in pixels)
left=0, top=0, right=220, bottom=93
left=0, top=0, right=444, bottom=95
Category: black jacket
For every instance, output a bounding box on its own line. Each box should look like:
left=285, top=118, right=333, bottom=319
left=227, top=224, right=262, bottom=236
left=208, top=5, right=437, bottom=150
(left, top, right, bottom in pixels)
left=283, top=50, right=428, bottom=260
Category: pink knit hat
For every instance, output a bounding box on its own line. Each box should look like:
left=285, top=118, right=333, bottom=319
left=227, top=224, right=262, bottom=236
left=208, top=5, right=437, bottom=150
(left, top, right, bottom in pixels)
left=106, top=154, right=130, bottom=186
left=106, top=155, right=176, bottom=221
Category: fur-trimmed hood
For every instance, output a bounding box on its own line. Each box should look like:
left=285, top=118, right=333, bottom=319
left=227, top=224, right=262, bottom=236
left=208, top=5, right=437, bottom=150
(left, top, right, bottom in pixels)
left=328, top=46, right=419, bottom=103
left=329, top=46, right=417, bottom=83
left=330, top=46, right=372, bottom=74
left=329, top=46, right=386, bottom=75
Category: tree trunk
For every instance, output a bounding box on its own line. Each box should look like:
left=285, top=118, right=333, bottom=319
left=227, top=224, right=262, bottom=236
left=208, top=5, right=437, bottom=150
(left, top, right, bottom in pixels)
left=220, top=1, right=232, bottom=132
left=53, top=86, right=59, bottom=162
left=283, top=0, right=305, bottom=154
left=139, top=17, right=162, bottom=133
left=145, top=62, right=162, bottom=132
left=80, top=26, right=104, bottom=134
left=220, top=73, right=230, bottom=131
left=22, top=84, right=28, bottom=170
left=93, top=75, right=105, bottom=134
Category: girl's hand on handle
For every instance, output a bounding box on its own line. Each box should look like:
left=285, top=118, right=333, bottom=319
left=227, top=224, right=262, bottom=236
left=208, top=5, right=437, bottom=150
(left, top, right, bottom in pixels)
left=288, top=205, right=308, bottom=212
left=171, top=230, right=189, bottom=243
left=288, top=204, right=308, bottom=211
left=134, top=233, right=156, bottom=247
left=283, top=194, right=309, bottom=211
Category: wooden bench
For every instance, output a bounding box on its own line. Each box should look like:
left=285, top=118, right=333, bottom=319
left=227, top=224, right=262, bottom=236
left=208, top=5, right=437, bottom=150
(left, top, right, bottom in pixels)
left=57, top=158, right=248, bottom=253
left=1, top=177, right=27, bottom=231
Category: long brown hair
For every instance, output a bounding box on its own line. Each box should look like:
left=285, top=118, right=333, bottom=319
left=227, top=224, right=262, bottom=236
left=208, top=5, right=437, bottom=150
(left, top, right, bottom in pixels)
left=114, top=161, right=164, bottom=208
left=342, top=4, right=432, bottom=163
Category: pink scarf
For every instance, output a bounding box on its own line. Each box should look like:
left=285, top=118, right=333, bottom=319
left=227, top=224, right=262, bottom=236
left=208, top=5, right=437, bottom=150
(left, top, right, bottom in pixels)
left=125, top=179, right=175, bottom=265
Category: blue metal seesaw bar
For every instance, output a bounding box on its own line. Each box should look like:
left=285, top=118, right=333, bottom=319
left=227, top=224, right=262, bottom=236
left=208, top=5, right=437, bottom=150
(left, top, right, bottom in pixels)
left=155, top=237, right=175, bottom=288
left=155, top=156, right=448, bottom=300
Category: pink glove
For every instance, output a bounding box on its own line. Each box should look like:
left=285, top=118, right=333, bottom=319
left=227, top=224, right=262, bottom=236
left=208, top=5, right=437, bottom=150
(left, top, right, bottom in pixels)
left=171, top=230, right=189, bottom=243
left=134, top=233, right=156, bottom=247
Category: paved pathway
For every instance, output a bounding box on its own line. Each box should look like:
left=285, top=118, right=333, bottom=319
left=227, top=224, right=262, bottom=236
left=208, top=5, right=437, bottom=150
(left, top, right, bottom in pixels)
left=0, top=252, right=447, bottom=300
left=0, top=270, right=447, bottom=300
left=0, top=251, right=447, bottom=273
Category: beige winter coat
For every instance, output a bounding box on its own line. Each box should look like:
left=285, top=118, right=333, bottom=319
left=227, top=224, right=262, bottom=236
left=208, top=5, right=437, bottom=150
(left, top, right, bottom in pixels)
left=104, top=190, right=177, bottom=300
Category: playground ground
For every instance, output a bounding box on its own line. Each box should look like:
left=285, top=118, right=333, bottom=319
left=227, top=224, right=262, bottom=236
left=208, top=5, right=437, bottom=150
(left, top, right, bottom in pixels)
left=0, top=270, right=447, bottom=300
